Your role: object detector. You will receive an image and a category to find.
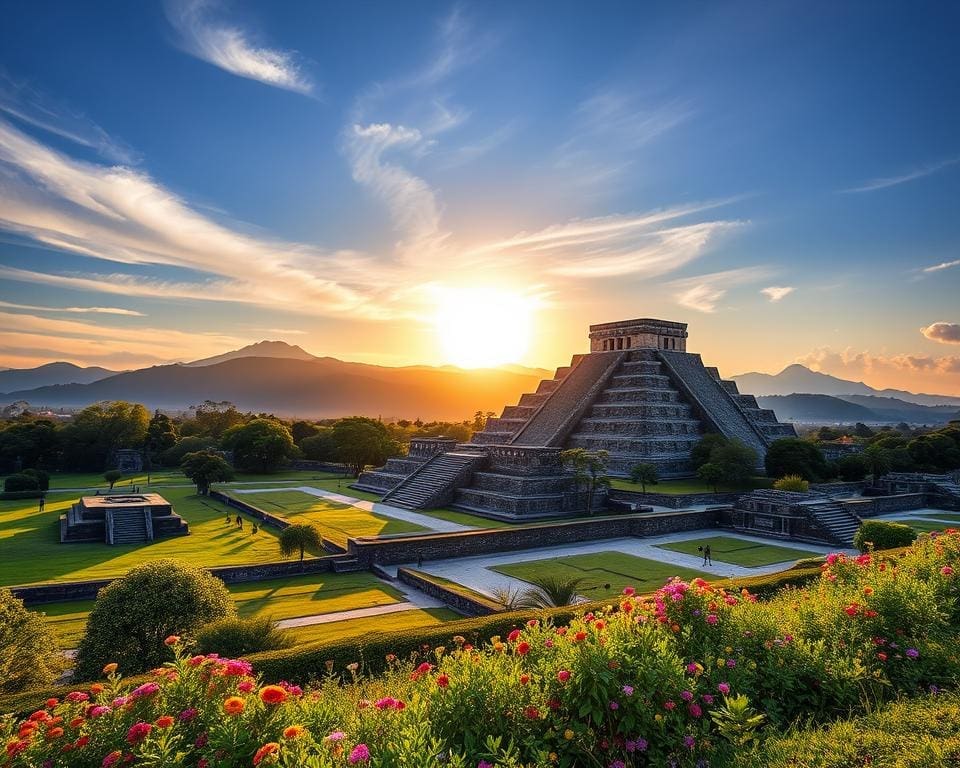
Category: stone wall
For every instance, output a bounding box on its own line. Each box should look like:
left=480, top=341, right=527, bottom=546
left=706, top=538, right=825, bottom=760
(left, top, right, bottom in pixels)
left=12, top=557, right=339, bottom=606
left=810, top=481, right=869, bottom=496
left=609, top=489, right=743, bottom=509
left=211, top=490, right=290, bottom=530
left=396, top=568, right=498, bottom=617
left=841, top=493, right=927, bottom=517
left=348, top=509, right=719, bottom=567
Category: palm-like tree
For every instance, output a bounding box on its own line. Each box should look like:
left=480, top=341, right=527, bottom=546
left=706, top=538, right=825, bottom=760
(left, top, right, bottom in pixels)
left=490, top=585, right=524, bottom=611
left=516, top=576, right=587, bottom=608
left=278, top=523, right=322, bottom=569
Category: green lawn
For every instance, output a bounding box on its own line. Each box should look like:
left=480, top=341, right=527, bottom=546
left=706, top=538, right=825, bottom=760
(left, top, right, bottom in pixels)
left=656, top=536, right=817, bottom=567
left=609, top=477, right=774, bottom=495
left=419, top=507, right=514, bottom=529
left=914, top=512, right=960, bottom=523
left=908, top=519, right=957, bottom=533
left=492, top=551, right=709, bottom=599
left=28, top=469, right=345, bottom=491
left=0, top=486, right=321, bottom=587
left=288, top=607, right=460, bottom=645
left=230, top=490, right=427, bottom=547
left=33, top=571, right=404, bottom=647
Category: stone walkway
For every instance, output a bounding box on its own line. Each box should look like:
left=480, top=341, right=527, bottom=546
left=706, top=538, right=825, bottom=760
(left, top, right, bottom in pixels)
left=383, top=530, right=849, bottom=599
left=232, top=485, right=473, bottom=533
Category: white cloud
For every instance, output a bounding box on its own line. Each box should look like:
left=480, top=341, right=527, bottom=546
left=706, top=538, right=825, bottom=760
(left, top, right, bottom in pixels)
left=761, top=285, right=794, bottom=302
left=669, top=266, right=773, bottom=313
left=922, top=322, right=960, bottom=344
left=841, top=156, right=959, bottom=193
left=923, top=258, right=960, bottom=273
left=166, top=0, right=313, bottom=94
left=800, top=346, right=960, bottom=377
left=0, top=300, right=144, bottom=316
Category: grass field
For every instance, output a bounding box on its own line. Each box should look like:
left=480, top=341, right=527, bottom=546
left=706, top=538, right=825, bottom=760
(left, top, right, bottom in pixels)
left=33, top=469, right=346, bottom=491
left=0, top=486, right=320, bottom=587
left=231, top=490, right=427, bottom=547
left=907, top=519, right=958, bottom=533
left=656, top=536, right=817, bottom=567
left=492, top=551, right=708, bottom=599
left=419, top=507, right=514, bottom=529
left=288, top=607, right=461, bottom=644
left=32, top=571, right=405, bottom=646
left=609, top=477, right=775, bottom=495
left=914, top=512, right=960, bottom=523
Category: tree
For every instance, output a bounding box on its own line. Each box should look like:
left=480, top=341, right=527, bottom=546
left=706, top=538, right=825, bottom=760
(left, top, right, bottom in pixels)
left=104, top=469, right=123, bottom=490
left=0, top=418, right=59, bottom=473
left=863, top=445, right=892, bottom=483
left=300, top=427, right=337, bottom=462
left=278, top=523, right=322, bottom=568
left=220, top=418, right=298, bottom=473
left=691, top=433, right=729, bottom=470
left=332, top=417, right=401, bottom=476
left=184, top=401, right=245, bottom=439
left=145, top=411, right=178, bottom=478
left=629, top=462, right=659, bottom=493
left=853, top=422, right=875, bottom=438
left=561, top=448, right=610, bottom=514
left=834, top=454, right=869, bottom=481
left=290, top=420, right=321, bottom=444
left=181, top=450, right=234, bottom=494
left=697, top=462, right=725, bottom=492
left=4, top=473, right=39, bottom=493
left=516, top=576, right=586, bottom=608
left=161, top=435, right=213, bottom=467
left=0, top=587, right=63, bottom=693
left=907, top=433, right=960, bottom=472
left=712, top=440, right=758, bottom=487
left=74, top=559, right=233, bottom=680
left=764, top=438, right=828, bottom=481
left=57, top=401, right=149, bottom=471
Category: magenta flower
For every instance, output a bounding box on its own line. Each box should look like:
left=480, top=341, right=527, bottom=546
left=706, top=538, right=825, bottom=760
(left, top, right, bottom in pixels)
left=125, top=721, right=152, bottom=745
left=680, top=690, right=693, bottom=702
left=349, top=744, right=371, bottom=764
left=906, top=648, right=920, bottom=658
left=621, top=685, right=634, bottom=696
left=718, top=682, right=731, bottom=695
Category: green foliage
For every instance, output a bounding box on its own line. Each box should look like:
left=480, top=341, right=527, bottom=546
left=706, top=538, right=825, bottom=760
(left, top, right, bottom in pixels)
left=220, top=418, right=298, bottom=473
left=710, top=694, right=765, bottom=748
left=691, top=433, right=729, bottom=469
left=145, top=410, right=178, bottom=459
left=515, top=575, right=587, bottom=608
left=332, top=416, right=401, bottom=476
left=180, top=450, right=234, bottom=494
left=773, top=474, right=809, bottom=492
left=764, top=438, right=828, bottom=481
left=0, top=418, right=58, bottom=474
left=277, top=522, right=323, bottom=564
left=628, top=462, right=659, bottom=492
left=299, top=427, right=337, bottom=461
left=103, top=469, right=123, bottom=489
left=697, top=461, right=725, bottom=491
left=183, top=400, right=245, bottom=439
left=853, top=520, right=918, bottom=553
left=863, top=444, right=892, bottom=482
left=833, top=453, right=868, bottom=481
left=712, top=440, right=758, bottom=485
left=21, top=468, right=49, bottom=491
left=73, top=559, right=234, bottom=680
left=57, top=401, right=149, bottom=472
left=3, top=473, right=38, bottom=493
left=0, top=588, right=63, bottom=694
left=907, top=432, right=960, bottom=472
left=560, top=448, right=610, bottom=513
left=161, top=435, right=214, bottom=467
left=194, top=615, right=292, bottom=657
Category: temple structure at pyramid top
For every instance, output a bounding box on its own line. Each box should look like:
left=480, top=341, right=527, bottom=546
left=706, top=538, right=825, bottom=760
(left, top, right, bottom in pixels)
left=354, top=317, right=797, bottom=521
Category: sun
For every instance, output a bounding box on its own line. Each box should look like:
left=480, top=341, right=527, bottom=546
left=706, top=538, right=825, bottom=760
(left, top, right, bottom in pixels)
left=434, top=287, right=536, bottom=368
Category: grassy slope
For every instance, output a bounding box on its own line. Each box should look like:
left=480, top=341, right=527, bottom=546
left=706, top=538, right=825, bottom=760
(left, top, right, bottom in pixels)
left=0, top=486, right=321, bottom=587
left=493, top=551, right=708, bottom=599
left=231, top=490, right=427, bottom=547
left=34, top=571, right=405, bottom=646
left=609, top=476, right=774, bottom=495
left=656, top=535, right=818, bottom=567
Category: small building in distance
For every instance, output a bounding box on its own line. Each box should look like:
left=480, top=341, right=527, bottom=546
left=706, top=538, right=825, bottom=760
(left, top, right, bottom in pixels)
left=60, top=493, right=189, bottom=545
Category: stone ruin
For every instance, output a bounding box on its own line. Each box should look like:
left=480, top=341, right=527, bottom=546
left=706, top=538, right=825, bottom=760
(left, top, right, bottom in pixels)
left=60, top=493, right=189, bottom=545
left=355, top=317, right=796, bottom=521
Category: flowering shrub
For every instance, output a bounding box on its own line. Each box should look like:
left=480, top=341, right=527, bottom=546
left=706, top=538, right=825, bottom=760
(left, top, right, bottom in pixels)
left=3, top=532, right=959, bottom=768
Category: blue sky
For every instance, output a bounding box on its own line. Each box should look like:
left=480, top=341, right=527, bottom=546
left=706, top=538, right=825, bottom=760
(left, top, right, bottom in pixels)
left=0, top=1, right=959, bottom=393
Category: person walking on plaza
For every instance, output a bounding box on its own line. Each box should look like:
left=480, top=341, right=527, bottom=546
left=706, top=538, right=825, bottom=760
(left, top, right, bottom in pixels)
left=702, top=544, right=712, bottom=566
left=235, top=514, right=243, bottom=529
left=38, top=494, right=45, bottom=513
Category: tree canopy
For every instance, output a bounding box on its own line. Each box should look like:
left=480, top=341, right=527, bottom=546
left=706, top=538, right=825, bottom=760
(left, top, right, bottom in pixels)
left=220, top=418, right=297, bottom=473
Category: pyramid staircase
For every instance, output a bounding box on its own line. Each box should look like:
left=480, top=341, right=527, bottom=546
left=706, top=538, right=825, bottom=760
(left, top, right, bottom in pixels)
left=806, top=499, right=861, bottom=546
left=381, top=451, right=487, bottom=510
left=106, top=507, right=153, bottom=545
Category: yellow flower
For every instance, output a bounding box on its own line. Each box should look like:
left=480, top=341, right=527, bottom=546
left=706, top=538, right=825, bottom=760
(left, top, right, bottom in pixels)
left=564, top=729, right=574, bottom=740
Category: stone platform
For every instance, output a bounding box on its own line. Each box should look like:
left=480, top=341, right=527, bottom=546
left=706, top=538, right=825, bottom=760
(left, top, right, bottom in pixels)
left=60, top=492, right=189, bottom=545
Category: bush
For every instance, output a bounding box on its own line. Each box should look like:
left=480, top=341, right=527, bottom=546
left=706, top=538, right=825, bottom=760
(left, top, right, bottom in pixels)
left=834, top=453, right=869, bottom=481
left=765, top=438, right=829, bottom=481
left=3, top=473, right=38, bottom=493
left=691, top=433, right=729, bottom=470
left=73, top=559, right=234, bottom=680
left=853, top=519, right=918, bottom=553
left=21, top=469, right=49, bottom=491
left=0, top=588, right=63, bottom=694
left=0, top=489, right=43, bottom=500
left=773, top=474, right=809, bottom=492
left=194, top=616, right=292, bottom=657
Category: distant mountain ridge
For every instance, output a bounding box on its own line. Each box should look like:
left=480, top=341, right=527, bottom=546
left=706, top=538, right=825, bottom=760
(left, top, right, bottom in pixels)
left=186, top=340, right=317, bottom=367
left=0, top=362, right=118, bottom=392
left=733, top=364, right=960, bottom=406
left=757, top=394, right=960, bottom=425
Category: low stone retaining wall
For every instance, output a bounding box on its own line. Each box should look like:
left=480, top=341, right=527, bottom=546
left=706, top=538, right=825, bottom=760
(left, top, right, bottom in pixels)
left=211, top=491, right=289, bottom=530
left=811, top=481, right=868, bottom=496
left=12, top=557, right=340, bottom=606
left=609, top=489, right=742, bottom=509
left=348, top=509, right=720, bottom=567
left=397, top=568, right=499, bottom=617
left=842, top=493, right=927, bottom=518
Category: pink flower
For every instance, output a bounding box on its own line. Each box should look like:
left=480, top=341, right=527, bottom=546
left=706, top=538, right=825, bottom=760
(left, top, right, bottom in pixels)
left=102, top=751, right=122, bottom=768
left=349, top=744, right=371, bottom=764
left=680, top=690, right=693, bottom=702
left=66, top=692, right=89, bottom=703
left=130, top=682, right=159, bottom=699
left=326, top=731, right=346, bottom=742
left=689, top=702, right=703, bottom=718
left=237, top=680, right=255, bottom=693
left=621, top=685, right=634, bottom=696
left=557, top=670, right=571, bottom=683
left=89, top=706, right=111, bottom=718
left=941, top=566, right=954, bottom=576
left=706, top=614, right=719, bottom=625
left=125, top=722, right=152, bottom=745
left=718, top=682, right=731, bottom=695
left=178, top=708, right=198, bottom=722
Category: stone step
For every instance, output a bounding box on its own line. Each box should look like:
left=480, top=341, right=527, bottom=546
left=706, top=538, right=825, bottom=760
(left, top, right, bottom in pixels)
left=574, top=418, right=702, bottom=437
left=588, top=403, right=697, bottom=419
left=567, top=435, right=702, bottom=455
left=332, top=558, right=363, bottom=573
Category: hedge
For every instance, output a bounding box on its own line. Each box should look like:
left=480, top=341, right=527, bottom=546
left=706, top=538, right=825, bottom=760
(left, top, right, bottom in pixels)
left=853, top=519, right=918, bottom=553
left=0, top=565, right=823, bottom=715
left=0, top=490, right=44, bottom=500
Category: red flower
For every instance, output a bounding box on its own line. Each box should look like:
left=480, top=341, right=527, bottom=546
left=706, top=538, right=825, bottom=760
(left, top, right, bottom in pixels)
left=163, top=636, right=180, bottom=646
left=557, top=670, right=571, bottom=683
left=877, top=652, right=888, bottom=662
left=155, top=716, right=174, bottom=729
left=253, top=742, right=280, bottom=766
left=516, top=642, right=530, bottom=656
left=507, top=629, right=521, bottom=642
left=519, top=674, right=530, bottom=685
left=573, top=631, right=587, bottom=643
left=435, top=674, right=449, bottom=688
left=524, top=706, right=539, bottom=720
left=126, top=722, right=152, bottom=745
left=259, top=686, right=288, bottom=705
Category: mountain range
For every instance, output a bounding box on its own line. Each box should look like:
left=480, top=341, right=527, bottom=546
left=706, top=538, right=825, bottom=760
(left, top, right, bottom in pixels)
left=1, top=345, right=958, bottom=423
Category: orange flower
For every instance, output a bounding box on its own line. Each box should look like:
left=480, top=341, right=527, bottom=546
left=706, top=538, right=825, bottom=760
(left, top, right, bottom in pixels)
left=102, top=663, right=118, bottom=676
left=282, top=725, right=305, bottom=739
left=90, top=684, right=104, bottom=695
left=164, top=635, right=180, bottom=646
left=45, top=698, right=59, bottom=709
left=45, top=727, right=64, bottom=740
left=253, top=742, right=280, bottom=765
left=259, top=686, right=288, bottom=705
left=155, top=716, right=174, bottom=729
left=69, top=717, right=84, bottom=729
left=223, top=697, right=245, bottom=716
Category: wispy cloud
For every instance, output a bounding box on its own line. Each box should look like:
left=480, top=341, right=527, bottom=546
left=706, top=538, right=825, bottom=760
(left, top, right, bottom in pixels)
left=0, top=117, right=387, bottom=318
left=761, top=285, right=794, bottom=302
left=669, top=266, right=773, bottom=313
left=166, top=0, right=313, bottom=94
left=922, top=322, right=960, bottom=344
left=841, top=156, right=960, bottom=193
left=0, top=300, right=144, bottom=316
left=801, top=346, right=960, bottom=378
left=923, top=258, right=960, bottom=273
left=470, top=202, right=740, bottom=279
